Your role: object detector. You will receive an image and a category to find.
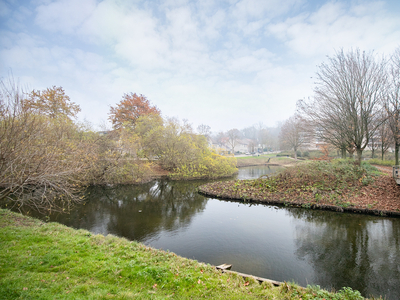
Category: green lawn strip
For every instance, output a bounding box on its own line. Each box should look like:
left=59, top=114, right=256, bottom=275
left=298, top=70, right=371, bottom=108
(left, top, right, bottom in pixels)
left=236, top=154, right=276, bottom=160
left=0, top=209, right=366, bottom=299
left=368, top=159, right=396, bottom=166
left=236, top=155, right=295, bottom=167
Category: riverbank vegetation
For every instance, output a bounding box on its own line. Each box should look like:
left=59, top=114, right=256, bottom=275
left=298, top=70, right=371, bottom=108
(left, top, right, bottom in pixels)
left=0, top=79, right=236, bottom=214
left=199, top=160, right=400, bottom=215
left=0, top=209, right=369, bottom=299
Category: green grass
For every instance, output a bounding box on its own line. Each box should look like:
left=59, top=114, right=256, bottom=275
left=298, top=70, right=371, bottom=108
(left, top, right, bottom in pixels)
left=0, top=209, right=368, bottom=299
left=236, top=154, right=276, bottom=160
left=367, top=158, right=396, bottom=166
left=236, top=155, right=295, bottom=167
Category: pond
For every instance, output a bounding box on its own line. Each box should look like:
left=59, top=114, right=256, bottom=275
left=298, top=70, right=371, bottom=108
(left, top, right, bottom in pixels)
left=20, top=166, right=400, bottom=299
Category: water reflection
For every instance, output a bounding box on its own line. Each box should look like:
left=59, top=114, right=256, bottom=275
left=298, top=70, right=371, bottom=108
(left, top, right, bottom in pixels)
left=236, top=165, right=283, bottom=179
left=288, top=209, right=400, bottom=299
left=3, top=166, right=400, bottom=299
left=46, top=180, right=209, bottom=241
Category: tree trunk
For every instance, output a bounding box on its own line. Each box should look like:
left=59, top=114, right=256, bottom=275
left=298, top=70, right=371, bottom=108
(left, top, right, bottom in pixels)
left=348, top=149, right=354, bottom=159
left=356, top=148, right=363, bottom=165
left=396, top=142, right=399, bottom=166
left=294, top=147, right=297, bottom=160
left=341, top=148, right=347, bottom=159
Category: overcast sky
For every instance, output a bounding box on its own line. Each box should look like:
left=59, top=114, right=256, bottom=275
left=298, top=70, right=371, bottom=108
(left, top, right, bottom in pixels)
left=1, top=0, right=399, bottom=133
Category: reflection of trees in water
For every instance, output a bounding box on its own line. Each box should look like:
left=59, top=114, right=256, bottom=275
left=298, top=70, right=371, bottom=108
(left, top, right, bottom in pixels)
left=287, top=209, right=400, bottom=300
left=38, top=180, right=209, bottom=242
left=236, top=166, right=282, bottom=179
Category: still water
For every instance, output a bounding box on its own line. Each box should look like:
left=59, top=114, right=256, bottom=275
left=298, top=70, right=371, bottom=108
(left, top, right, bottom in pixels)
left=29, top=166, right=400, bottom=299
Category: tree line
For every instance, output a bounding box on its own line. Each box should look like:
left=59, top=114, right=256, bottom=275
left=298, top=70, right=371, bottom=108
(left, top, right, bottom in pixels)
left=0, top=81, right=236, bottom=213
left=280, top=47, right=400, bottom=165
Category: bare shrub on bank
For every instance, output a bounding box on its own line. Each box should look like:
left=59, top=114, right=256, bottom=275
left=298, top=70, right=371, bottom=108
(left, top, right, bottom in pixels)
left=0, top=79, right=92, bottom=213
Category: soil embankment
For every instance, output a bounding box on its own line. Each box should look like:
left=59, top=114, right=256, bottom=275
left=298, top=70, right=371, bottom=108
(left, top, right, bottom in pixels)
left=199, top=163, right=400, bottom=218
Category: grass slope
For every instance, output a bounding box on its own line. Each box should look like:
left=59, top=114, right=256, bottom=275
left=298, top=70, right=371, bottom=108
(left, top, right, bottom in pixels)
left=0, top=209, right=367, bottom=299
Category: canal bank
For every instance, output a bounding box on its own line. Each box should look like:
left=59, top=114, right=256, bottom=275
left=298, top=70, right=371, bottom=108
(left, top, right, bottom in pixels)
left=0, top=209, right=366, bottom=300
left=2, top=165, right=399, bottom=299
left=199, top=161, right=400, bottom=218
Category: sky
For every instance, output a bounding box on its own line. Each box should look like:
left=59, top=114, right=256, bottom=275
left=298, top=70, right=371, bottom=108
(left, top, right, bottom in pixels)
left=1, top=0, right=400, bottom=133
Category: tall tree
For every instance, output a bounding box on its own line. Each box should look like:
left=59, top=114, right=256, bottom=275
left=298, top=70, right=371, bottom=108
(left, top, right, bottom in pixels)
left=301, top=49, right=387, bottom=164
left=25, top=86, right=80, bottom=120
left=280, top=115, right=308, bottom=160
left=376, top=116, right=393, bottom=160
left=386, top=47, right=400, bottom=165
left=197, top=124, right=211, bottom=138
left=226, top=128, right=240, bottom=153
left=109, top=93, right=160, bottom=130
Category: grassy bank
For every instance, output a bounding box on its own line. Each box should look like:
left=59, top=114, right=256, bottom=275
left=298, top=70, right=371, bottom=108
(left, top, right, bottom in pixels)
left=199, top=160, right=400, bottom=216
left=0, top=209, right=367, bottom=299
left=236, top=155, right=296, bottom=167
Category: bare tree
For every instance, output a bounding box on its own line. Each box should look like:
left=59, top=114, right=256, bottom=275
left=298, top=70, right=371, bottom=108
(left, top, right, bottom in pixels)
left=386, top=47, right=400, bottom=165
left=227, top=128, right=240, bottom=153
left=197, top=124, right=211, bottom=138
left=280, top=115, right=308, bottom=160
left=377, top=116, right=393, bottom=160
left=215, top=131, right=226, bottom=147
left=258, top=128, right=269, bottom=153
left=300, top=49, right=387, bottom=164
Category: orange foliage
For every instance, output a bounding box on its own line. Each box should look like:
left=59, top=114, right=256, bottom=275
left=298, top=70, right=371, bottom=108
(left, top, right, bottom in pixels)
left=109, top=93, right=160, bottom=130
left=25, top=86, right=80, bottom=119
left=313, top=144, right=332, bottom=161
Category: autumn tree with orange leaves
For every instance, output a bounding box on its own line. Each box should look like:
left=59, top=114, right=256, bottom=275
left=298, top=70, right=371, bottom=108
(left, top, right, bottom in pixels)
left=25, top=86, right=80, bottom=120
left=109, top=93, right=160, bottom=130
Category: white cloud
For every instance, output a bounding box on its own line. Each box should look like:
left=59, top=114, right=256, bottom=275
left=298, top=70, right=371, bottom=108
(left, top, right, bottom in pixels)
left=233, top=0, right=302, bottom=20
left=267, top=1, right=400, bottom=57
left=1, top=0, right=399, bottom=132
left=35, top=0, right=97, bottom=34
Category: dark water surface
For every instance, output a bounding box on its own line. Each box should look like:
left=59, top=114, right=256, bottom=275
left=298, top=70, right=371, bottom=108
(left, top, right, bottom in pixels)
left=22, top=166, right=400, bottom=299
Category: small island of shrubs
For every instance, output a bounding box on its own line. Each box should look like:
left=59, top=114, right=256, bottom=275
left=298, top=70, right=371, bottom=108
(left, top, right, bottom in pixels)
left=199, top=159, right=400, bottom=217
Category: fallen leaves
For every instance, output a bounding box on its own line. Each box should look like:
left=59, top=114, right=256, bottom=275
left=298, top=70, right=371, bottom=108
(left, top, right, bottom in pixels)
left=199, top=168, right=400, bottom=214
